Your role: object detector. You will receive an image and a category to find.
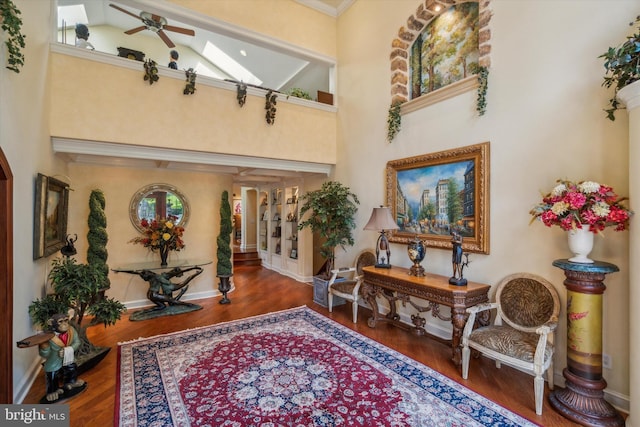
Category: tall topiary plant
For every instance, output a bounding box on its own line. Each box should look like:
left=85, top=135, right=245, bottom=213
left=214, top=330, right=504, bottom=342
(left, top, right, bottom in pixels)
left=87, top=189, right=109, bottom=290
left=216, top=190, right=233, bottom=303
left=28, top=189, right=125, bottom=371
left=298, top=181, right=359, bottom=279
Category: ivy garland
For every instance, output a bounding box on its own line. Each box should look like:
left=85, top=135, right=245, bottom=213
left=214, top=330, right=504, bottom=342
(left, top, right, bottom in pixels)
left=184, top=68, right=196, bottom=95
left=143, top=59, right=159, bottom=85
left=476, top=66, right=489, bottom=116
left=236, top=82, right=247, bottom=107
left=386, top=101, right=403, bottom=143
left=0, top=0, right=26, bottom=73
left=265, top=90, right=277, bottom=124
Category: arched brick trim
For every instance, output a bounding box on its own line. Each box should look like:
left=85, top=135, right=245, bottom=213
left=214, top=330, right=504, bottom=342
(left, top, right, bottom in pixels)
left=390, top=0, right=492, bottom=105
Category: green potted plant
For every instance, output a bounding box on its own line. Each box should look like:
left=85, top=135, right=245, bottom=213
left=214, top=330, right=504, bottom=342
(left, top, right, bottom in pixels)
left=216, top=190, right=233, bottom=304
left=286, top=87, right=312, bottom=100
left=298, top=181, right=359, bottom=307
left=87, top=189, right=110, bottom=295
left=600, top=15, right=640, bottom=121
left=28, top=256, right=126, bottom=372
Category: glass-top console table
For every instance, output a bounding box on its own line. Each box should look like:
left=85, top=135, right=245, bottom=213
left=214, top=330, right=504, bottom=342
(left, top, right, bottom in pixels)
left=113, top=259, right=212, bottom=321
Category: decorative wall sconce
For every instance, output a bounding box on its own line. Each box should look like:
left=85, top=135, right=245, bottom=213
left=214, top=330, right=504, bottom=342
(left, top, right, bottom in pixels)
left=363, top=206, right=399, bottom=268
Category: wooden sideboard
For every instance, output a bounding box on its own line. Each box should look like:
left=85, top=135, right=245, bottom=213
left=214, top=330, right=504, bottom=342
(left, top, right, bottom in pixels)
left=362, top=265, right=490, bottom=366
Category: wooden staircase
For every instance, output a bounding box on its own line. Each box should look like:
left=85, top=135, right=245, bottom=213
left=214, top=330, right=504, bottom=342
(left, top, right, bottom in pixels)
left=233, top=245, right=261, bottom=267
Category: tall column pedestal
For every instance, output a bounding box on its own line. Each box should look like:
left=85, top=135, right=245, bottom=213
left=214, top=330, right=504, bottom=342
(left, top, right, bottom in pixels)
left=549, top=259, right=624, bottom=427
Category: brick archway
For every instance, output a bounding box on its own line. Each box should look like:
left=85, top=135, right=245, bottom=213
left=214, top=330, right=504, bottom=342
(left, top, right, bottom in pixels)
left=390, top=0, right=492, bottom=105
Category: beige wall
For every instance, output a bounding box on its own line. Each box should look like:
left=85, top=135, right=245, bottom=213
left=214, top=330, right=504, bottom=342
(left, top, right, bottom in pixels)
left=335, top=0, right=634, bottom=408
left=4, top=0, right=636, bottom=411
left=2, top=0, right=67, bottom=402
left=49, top=53, right=337, bottom=164
left=66, top=164, right=232, bottom=305
left=165, top=0, right=337, bottom=58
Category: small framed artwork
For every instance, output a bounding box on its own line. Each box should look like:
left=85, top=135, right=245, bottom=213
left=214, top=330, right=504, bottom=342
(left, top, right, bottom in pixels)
left=233, top=198, right=242, bottom=215
left=33, top=173, right=70, bottom=259
left=290, top=249, right=298, bottom=259
left=386, top=142, right=489, bottom=254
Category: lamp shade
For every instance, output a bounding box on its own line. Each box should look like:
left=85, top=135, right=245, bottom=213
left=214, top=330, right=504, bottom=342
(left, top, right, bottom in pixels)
left=363, top=207, right=399, bottom=231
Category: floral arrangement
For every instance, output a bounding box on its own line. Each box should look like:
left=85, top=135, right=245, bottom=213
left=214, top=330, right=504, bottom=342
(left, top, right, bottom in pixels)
left=129, top=215, right=185, bottom=251
left=530, top=179, right=632, bottom=233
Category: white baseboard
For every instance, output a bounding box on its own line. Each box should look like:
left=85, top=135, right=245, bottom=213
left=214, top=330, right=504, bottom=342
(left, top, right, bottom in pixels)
left=14, top=356, right=43, bottom=403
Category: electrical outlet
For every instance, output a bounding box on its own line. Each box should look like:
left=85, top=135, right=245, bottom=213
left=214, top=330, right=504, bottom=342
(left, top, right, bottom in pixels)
left=603, top=353, right=612, bottom=369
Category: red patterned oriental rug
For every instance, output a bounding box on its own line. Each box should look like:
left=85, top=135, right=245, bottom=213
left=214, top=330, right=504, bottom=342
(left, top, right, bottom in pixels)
left=116, top=306, right=538, bottom=426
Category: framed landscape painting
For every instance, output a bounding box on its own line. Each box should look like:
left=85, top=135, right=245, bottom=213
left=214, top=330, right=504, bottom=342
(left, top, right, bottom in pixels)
left=33, top=173, right=70, bottom=259
left=386, top=142, right=489, bottom=254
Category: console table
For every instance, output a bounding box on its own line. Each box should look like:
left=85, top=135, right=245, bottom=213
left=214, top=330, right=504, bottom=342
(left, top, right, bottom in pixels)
left=113, top=259, right=212, bottom=321
left=362, top=265, right=490, bottom=366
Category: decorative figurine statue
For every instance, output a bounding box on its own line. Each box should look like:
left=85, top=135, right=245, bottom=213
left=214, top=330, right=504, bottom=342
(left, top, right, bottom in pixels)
left=449, top=230, right=469, bottom=286
left=38, top=313, right=87, bottom=402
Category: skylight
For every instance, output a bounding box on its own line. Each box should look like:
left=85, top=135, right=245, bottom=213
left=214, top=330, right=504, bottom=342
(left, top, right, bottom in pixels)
left=202, top=41, right=262, bottom=86
left=57, top=4, right=88, bottom=28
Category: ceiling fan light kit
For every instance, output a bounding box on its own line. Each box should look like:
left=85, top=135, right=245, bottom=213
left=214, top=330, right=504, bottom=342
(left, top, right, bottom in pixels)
left=109, top=3, right=195, bottom=48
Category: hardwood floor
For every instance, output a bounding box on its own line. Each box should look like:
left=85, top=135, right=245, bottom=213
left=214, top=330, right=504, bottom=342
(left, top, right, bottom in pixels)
left=21, top=265, right=584, bottom=426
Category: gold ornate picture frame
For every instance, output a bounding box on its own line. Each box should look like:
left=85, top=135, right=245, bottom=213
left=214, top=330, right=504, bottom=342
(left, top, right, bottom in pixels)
left=386, top=142, right=489, bottom=254
left=33, top=173, right=70, bottom=259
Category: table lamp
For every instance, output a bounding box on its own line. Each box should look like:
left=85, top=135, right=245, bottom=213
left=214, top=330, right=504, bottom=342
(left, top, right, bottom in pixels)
left=364, top=206, right=399, bottom=268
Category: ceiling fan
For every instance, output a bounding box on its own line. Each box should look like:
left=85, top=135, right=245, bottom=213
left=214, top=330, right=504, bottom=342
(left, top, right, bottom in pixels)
left=109, top=3, right=195, bottom=48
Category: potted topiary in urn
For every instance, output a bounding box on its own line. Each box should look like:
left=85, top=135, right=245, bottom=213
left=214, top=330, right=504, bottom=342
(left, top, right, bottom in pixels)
left=298, top=181, right=359, bottom=306
left=216, top=190, right=233, bottom=304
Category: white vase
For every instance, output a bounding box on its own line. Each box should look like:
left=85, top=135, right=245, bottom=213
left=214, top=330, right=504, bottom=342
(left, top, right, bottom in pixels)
left=567, top=227, right=595, bottom=263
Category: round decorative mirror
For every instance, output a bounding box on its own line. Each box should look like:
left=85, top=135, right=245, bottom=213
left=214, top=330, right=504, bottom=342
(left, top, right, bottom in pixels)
left=129, top=183, right=190, bottom=233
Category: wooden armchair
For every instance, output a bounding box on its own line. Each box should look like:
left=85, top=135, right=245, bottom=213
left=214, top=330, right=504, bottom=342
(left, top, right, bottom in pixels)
left=328, top=251, right=376, bottom=323
left=461, top=273, right=560, bottom=415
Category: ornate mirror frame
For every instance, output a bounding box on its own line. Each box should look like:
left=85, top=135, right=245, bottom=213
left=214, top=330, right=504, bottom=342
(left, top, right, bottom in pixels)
left=129, top=183, right=190, bottom=233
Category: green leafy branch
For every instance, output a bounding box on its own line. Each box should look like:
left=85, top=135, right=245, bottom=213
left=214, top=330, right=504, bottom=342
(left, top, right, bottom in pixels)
left=476, top=66, right=489, bottom=116
left=387, top=101, right=404, bottom=143
left=600, top=15, right=640, bottom=121
left=143, top=59, right=158, bottom=85
left=0, top=0, right=26, bottom=73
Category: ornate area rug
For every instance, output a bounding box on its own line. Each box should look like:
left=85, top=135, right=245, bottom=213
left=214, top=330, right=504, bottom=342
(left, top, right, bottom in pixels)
left=116, top=306, right=538, bottom=426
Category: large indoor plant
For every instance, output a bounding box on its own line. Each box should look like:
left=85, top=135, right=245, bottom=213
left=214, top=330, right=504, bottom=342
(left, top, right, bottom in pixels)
left=600, top=15, right=640, bottom=120
left=28, top=255, right=126, bottom=372
left=216, top=190, right=233, bottom=304
left=298, top=181, right=360, bottom=279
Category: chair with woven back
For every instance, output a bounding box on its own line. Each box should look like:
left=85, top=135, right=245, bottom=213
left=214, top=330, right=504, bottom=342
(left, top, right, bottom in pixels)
left=461, top=272, right=560, bottom=415
left=327, top=250, right=376, bottom=323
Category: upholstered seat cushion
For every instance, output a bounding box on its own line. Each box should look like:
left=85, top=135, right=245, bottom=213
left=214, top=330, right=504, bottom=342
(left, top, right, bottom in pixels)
left=469, top=325, right=553, bottom=363
left=331, top=279, right=358, bottom=294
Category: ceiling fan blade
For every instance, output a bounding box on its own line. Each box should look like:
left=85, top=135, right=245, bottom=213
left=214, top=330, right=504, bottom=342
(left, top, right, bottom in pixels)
left=157, top=30, right=175, bottom=48
left=109, top=4, right=141, bottom=21
left=163, top=25, right=195, bottom=36
left=124, top=26, right=146, bottom=35
left=151, top=14, right=163, bottom=23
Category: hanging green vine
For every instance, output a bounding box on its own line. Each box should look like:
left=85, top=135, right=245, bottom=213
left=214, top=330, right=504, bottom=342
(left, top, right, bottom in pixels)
left=0, top=0, right=26, bottom=73
left=386, top=101, right=403, bottom=143
left=265, top=90, right=278, bottom=124
left=184, top=68, right=196, bottom=95
left=236, top=82, right=247, bottom=107
left=143, top=59, right=158, bottom=85
left=476, top=66, right=489, bottom=116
